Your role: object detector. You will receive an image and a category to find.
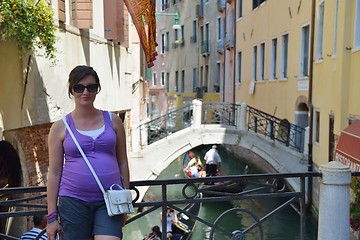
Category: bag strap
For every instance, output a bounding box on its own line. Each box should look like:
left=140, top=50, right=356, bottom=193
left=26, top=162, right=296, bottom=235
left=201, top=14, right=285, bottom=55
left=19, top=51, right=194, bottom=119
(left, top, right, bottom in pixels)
left=62, top=117, right=106, bottom=194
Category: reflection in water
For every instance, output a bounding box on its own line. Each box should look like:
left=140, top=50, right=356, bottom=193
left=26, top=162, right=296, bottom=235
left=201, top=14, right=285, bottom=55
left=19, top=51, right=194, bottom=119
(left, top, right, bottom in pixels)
left=124, top=146, right=317, bottom=240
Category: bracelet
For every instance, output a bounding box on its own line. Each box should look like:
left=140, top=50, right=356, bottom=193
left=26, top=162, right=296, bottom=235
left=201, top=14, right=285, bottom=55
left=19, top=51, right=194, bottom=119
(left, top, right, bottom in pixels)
left=47, top=210, right=58, bottom=219
left=47, top=217, right=58, bottom=224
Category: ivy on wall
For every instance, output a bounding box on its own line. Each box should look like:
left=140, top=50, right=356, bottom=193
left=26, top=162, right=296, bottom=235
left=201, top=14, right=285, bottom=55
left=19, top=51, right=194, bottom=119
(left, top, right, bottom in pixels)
left=0, top=0, right=57, bottom=60
left=351, top=177, right=360, bottom=230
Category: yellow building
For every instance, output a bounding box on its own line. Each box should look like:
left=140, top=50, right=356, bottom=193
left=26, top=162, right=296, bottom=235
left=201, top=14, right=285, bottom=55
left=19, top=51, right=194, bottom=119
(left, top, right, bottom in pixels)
left=312, top=0, right=360, bottom=170
left=235, top=0, right=312, bottom=129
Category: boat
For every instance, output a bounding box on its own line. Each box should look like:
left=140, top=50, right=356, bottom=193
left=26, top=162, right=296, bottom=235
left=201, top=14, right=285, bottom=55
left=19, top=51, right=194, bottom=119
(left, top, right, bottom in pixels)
left=143, top=195, right=202, bottom=240
left=182, top=152, right=248, bottom=197
left=171, top=193, right=202, bottom=240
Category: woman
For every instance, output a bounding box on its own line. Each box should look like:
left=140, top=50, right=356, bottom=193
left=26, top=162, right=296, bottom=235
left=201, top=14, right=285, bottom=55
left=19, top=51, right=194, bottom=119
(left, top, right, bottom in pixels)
left=46, top=65, right=130, bottom=240
left=144, top=225, right=162, bottom=240
left=159, top=207, right=178, bottom=240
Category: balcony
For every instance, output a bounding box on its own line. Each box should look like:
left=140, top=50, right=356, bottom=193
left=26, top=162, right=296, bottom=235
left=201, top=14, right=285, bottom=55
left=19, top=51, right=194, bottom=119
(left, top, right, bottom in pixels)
left=217, top=0, right=226, bottom=12
left=225, top=32, right=234, bottom=49
left=196, top=1, right=204, bottom=18
left=201, top=40, right=210, bottom=56
left=217, top=38, right=224, bottom=53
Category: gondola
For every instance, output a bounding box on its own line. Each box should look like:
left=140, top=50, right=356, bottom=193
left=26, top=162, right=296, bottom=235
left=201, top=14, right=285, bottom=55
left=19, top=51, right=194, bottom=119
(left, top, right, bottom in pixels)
left=171, top=193, right=202, bottom=240
left=143, top=193, right=202, bottom=240
left=183, top=152, right=248, bottom=197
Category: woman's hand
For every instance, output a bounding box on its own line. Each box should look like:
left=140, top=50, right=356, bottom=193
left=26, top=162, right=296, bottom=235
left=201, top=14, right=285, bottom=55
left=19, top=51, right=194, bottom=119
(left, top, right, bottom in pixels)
left=46, top=220, right=62, bottom=240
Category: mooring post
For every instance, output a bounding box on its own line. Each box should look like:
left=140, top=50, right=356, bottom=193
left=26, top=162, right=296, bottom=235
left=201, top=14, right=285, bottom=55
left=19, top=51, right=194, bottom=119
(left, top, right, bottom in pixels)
left=318, top=161, right=351, bottom=240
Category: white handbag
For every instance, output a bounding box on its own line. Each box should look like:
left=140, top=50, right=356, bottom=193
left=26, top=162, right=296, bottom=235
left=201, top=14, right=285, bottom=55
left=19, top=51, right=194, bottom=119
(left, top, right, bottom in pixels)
left=62, top=117, right=134, bottom=216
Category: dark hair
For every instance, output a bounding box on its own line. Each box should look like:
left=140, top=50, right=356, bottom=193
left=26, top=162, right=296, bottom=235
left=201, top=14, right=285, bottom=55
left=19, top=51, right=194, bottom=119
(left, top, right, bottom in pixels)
left=152, top=225, right=162, bottom=237
left=68, top=65, right=101, bottom=98
left=33, top=215, right=45, bottom=226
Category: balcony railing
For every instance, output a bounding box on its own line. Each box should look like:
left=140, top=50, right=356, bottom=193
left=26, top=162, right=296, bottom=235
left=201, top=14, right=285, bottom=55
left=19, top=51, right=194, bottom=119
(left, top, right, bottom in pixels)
left=247, top=105, right=306, bottom=153
left=201, top=40, right=210, bottom=56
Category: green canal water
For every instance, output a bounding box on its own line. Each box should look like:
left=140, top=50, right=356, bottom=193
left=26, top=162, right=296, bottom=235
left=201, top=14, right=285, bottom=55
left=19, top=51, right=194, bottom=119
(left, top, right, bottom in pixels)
left=123, top=146, right=318, bottom=240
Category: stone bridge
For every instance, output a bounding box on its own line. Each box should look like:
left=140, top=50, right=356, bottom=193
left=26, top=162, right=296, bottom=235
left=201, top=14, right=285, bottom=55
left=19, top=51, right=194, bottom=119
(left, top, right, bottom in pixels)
left=129, top=101, right=309, bottom=199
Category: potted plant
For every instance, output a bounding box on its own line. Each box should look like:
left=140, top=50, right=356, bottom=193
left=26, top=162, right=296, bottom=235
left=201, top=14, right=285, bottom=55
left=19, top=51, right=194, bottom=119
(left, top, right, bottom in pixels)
left=0, top=0, right=57, bottom=60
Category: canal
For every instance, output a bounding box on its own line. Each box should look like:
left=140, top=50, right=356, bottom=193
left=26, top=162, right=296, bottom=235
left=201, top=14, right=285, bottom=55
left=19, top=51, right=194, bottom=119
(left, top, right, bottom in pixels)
left=124, top=146, right=318, bottom=240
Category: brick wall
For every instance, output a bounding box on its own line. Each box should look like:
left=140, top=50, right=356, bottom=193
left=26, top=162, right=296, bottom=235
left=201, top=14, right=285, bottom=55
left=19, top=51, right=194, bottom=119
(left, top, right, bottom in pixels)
left=4, top=123, right=52, bottom=187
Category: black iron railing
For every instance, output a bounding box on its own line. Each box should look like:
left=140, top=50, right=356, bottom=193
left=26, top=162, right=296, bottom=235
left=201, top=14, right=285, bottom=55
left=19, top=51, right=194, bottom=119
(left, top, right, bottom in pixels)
left=0, top=172, right=322, bottom=240
left=202, top=102, right=237, bottom=126
left=247, top=105, right=306, bottom=153
left=139, top=104, right=193, bottom=147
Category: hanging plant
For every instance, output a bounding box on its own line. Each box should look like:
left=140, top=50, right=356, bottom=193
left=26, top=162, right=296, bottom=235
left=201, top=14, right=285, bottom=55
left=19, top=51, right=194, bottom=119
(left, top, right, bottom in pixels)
left=0, top=0, right=57, bottom=60
left=350, top=177, right=360, bottom=230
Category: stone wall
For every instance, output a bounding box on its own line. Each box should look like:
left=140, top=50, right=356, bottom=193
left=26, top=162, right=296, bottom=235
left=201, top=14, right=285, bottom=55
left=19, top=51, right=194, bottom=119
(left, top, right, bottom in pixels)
left=4, top=123, right=52, bottom=187
left=3, top=123, right=52, bottom=237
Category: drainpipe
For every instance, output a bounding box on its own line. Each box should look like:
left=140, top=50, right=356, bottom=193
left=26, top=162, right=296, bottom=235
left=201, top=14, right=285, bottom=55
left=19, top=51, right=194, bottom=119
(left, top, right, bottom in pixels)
left=307, top=0, right=316, bottom=209
left=222, top=3, right=227, bottom=103
left=233, top=0, right=236, bottom=105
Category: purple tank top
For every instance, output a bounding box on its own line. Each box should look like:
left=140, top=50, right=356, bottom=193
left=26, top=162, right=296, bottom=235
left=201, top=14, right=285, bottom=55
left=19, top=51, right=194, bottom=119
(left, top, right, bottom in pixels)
left=59, top=111, right=122, bottom=202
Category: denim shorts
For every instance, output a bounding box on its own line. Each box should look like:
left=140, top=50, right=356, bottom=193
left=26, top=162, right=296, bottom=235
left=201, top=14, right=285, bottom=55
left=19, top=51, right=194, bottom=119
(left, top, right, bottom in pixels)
left=58, top=196, right=123, bottom=239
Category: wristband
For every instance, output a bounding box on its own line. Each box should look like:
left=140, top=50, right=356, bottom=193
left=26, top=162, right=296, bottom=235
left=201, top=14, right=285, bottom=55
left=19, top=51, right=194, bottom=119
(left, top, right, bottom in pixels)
left=47, top=216, right=58, bottom=224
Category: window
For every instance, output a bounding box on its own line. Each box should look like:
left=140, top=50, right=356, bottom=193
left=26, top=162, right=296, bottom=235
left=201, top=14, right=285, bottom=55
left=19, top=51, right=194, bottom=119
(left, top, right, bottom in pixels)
left=238, top=0, right=243, bottom=18
left=216, top=62, right=220, bottom=92
left=270, top=38, right=277, bottom=80
left=174, top=29, right=179, bottom=42
left=181, top=70, right=185, bottom=93
left=193, top=68, right=198, bottom=92
left=253, top=0, right=266, bottom=10
left=204, top=65, right=209, bottom=92
left=333, top=0, right=339, bottom=55
left=217, top=17, right=222, bottom=40
left=200, top=66, right=203, bottom=87
left=192, top=20, right=197, bottom=43
left=300, top=25, right=310, bottom=77
left=175, top=71, right=179, bottom=92
left=161, top=33, right=165, bottom=54
left=161, top=72, right=165, bottom=86
left=152, top=72, right=157, bottom=86
left=252, top=45, right=257, bottom=81
left=259, top=42, right=265, bottom=81
left=166, top=32, right=170, bottom=50
left=181, top=25, right=185, bottom=45
left=314, top=110, right=320, bottom=143
left=316, top=1, right=324, bottom=60
left=280, top=34, right=289, bottom=79
left=237, top=51, right=242, bottom=83
left=166, top=72, right=170, bottom=92
left=354, top=0, right=360, bottom=48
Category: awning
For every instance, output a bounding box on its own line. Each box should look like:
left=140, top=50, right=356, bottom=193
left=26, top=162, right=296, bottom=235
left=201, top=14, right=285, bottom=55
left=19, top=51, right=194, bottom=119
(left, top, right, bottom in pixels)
left=335, top=120, right=360, bottom=172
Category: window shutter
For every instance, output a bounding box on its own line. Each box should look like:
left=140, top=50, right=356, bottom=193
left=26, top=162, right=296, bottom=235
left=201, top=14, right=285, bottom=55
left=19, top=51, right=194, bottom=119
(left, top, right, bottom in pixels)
left=58, top=0, right=65, bottom=22
left=72, top=0, right=93, bottom=29
left=103, top=0, right=129, bottom=47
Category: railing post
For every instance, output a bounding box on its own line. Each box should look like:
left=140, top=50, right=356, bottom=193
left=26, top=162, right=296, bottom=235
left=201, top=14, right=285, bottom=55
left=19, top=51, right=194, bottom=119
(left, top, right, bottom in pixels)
left=303, top=126, right=310, bottom=158
left=237, top=102, right=247, bottom=131
left=318, top=161, right=351, bottom=240
left=139, top=120, right=149, bottom=148
left=192, top=99, right=202, bottom=129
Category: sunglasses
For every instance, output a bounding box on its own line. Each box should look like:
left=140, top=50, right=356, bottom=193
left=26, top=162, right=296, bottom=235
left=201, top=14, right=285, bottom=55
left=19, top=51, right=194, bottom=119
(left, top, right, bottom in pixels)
left=73, top=84, right=99, bottom=93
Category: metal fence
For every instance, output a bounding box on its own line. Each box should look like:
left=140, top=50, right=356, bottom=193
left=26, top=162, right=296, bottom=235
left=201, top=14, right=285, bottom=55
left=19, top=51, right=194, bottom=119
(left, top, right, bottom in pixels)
left=0, top=172, right=321, bottom=240
left=201, top=102, right=237, bottom=126
left=139, top=104, right=193, bottom=147
left=247, top=105, right=306, bottom=153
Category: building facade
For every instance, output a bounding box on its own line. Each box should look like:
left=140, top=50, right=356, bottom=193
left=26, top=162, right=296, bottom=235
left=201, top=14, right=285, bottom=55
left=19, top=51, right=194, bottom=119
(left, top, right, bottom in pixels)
left=149, top=0, right=237, bottom=119
left=0, top=0, right=144, bottom=234
left=312, top=0, right=360, bottom=169
left=234, top=0, right=311, bottom=128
